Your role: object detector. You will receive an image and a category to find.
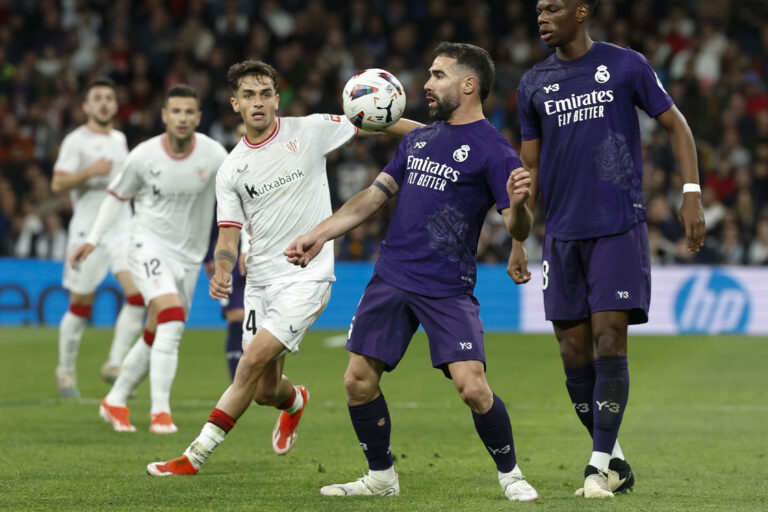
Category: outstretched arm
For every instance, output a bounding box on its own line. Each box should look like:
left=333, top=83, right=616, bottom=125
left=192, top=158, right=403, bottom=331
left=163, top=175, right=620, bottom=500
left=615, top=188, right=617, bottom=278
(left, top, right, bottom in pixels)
left=656, top=105, right=705, bottom=253
left=285, top=172, right=399, bottom=267
left=507, top=139, right=541, bottom=284
left=356, top=118, right=424, bottom=138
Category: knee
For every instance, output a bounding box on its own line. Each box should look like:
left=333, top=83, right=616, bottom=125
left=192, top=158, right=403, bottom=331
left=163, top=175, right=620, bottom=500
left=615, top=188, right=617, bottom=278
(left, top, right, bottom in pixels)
left=234, top=352, right=267, bottom=386
left=558, top=336, right=593, bottom=367
left=343, top=368, right=377, bottom=404
left=593, top=325, right=626, bottom=357
left=456, top=379, right=492, bottom=413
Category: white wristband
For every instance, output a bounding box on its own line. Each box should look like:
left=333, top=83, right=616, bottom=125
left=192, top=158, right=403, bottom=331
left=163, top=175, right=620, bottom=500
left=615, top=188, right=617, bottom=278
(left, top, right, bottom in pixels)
left=682, top=183, right=701, bottom=194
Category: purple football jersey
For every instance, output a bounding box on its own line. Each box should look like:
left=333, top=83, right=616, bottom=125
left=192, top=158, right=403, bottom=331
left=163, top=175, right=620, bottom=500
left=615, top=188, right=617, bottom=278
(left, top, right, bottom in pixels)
left=376, top=119, right=519, bottom=297
left=518, top=42, right=674, bottom=240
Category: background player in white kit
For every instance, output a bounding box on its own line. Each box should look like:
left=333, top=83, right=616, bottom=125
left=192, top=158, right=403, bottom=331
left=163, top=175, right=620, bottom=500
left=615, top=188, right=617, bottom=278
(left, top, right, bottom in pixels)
left=71, top=85, right=228, bottom=433
left=52, top=77, right=146, bottom=398
left=146, top=60, right=420, bottom=476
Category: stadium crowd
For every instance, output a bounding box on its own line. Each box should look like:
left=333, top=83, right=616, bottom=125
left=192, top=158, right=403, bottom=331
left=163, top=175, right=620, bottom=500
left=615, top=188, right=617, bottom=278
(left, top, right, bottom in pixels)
left=0, top=0, right=767, bottom=265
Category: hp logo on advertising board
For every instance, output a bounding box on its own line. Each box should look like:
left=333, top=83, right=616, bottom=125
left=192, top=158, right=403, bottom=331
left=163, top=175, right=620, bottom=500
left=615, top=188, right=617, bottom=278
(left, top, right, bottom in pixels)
left=674, top=269, right=750, bottom=334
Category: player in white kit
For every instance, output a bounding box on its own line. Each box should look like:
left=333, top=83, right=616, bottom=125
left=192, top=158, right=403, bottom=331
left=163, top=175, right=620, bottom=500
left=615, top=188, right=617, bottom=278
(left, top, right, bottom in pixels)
left=52, top=77, right=146, bottom=398
left=71, top=85, right=228, bottom=433
left=146, top=60, right=421, bottom=476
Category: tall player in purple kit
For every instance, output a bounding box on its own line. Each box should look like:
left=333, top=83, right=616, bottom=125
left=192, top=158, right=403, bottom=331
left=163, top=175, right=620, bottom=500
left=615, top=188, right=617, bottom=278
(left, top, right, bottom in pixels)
left=286, top=42, right=539, bottom=501
left=509, top=0, right=706, bottom=498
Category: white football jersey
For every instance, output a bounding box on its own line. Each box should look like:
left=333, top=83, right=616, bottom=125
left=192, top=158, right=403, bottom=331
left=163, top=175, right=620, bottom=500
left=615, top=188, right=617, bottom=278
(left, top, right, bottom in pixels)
left=216, top=115, right=357, bottom=284
left=53, top=125, right=131, bottom=242
left=108, top=133, right=229, bottom=265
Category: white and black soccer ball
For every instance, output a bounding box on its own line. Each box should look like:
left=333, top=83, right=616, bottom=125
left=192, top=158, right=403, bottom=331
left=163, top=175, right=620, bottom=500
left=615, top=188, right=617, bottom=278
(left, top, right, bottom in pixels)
left=342, top=68, right=406, bottom=131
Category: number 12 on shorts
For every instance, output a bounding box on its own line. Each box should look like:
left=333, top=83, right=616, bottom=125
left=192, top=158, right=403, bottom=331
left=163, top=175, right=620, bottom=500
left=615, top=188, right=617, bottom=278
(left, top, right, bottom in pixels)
left=143, top=258, right=161, bottom=277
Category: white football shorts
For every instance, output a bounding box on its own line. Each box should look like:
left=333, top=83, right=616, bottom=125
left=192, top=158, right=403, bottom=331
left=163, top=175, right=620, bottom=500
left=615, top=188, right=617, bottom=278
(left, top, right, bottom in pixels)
left=63, top=230, right=131, bottom=295
left=242, top=280, right=332, bottom=355
left=129, top=241, right=200, bottom=312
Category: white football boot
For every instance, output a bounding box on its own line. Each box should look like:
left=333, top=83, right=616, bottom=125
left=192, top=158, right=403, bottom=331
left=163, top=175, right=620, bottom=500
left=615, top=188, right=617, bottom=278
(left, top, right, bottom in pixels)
left=320, top=472, right=399, bottom=496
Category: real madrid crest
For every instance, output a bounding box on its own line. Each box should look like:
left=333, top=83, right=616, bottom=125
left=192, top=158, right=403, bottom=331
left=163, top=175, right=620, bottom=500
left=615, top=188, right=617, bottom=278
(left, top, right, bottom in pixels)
left=595, top=65, right=610, bottom=84
left=453, top=144, right=470, bottom=162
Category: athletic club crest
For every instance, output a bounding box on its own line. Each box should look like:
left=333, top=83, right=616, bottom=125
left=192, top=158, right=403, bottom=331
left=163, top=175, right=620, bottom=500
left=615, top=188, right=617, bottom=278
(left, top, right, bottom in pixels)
left=453, top=144, right=470, bottom=162
left=595, top=65, right=610, bottom=84
left=285, top=138, right=299, bottom=153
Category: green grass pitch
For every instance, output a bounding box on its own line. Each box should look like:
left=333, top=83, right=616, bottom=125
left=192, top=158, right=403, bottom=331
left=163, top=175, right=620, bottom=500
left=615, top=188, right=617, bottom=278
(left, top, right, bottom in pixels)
left=1, top=327, right=766, bottom=511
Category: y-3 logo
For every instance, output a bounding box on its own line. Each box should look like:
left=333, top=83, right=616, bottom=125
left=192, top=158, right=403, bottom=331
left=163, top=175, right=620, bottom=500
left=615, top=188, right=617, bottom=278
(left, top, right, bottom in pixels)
left=487, top=444, right=511, bottom=455
left=595, top=400, right=621, bottom=413
left=459, top=342, right=473, bottom=350
left=543, top=83, right=560, bottom=94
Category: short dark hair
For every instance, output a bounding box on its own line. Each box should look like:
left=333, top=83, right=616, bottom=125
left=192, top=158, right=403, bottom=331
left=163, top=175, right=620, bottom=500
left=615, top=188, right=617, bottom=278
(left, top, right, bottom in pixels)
left=227, top=60, right=279, bottom=93
left=434, top=42, right=495, bottom=102
left=83, top=76, right=116, bottom=97
left=164, top=84, right=199, bottom=106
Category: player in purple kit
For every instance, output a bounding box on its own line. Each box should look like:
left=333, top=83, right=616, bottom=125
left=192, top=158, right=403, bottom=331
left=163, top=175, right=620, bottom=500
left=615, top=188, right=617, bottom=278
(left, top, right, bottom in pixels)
left=286, top=42, right=539, bottom=501
left=508, top=0, right=706, bottom=498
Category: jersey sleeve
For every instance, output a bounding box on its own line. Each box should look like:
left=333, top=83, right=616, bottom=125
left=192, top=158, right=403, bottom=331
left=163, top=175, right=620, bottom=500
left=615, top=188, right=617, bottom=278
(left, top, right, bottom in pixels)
left=53, top=133, right=80, bottom=175
left=517, top=74, right=542, bottom=141
left=629, top=50, right=674, bottom=117
left=215, top=166, right=245, bottom=230
left=106, top=145, right=144, bottom=200
left=210, top=140, right=229, bottom=170
left=486, top=147, right=521, bottom=212
left=307, top=114, right=359, bottom=155
left=380, top=132, right=409, bottom=186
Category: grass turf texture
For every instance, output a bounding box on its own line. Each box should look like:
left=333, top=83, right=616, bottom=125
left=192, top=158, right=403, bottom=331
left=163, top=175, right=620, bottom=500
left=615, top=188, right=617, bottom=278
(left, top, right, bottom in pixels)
left=0, top=327, right=766, bottom=511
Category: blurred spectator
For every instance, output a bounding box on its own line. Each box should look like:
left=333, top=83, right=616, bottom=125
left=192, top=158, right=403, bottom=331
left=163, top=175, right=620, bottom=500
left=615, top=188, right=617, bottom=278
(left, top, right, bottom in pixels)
left=700, top=186, right=726, bottom=233
left=718, top=221, right=746, bottom=265
left=747, top=216, right=768, bottom=265
left=0, top=113, right=34, bottom=162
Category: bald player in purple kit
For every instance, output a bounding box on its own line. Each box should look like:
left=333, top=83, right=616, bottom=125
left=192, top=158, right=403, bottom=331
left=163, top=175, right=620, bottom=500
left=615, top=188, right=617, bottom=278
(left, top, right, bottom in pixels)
left=508, top=0, right=706, bottom=499
left=286, top=42, right=539, bottom=502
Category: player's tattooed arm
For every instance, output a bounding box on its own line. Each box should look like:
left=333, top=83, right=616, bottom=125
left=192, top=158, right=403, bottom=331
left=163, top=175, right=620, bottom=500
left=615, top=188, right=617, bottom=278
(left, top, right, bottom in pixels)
left=214, top=249, right=237, bottom=269
left=285, top=172, right=399, bottom=268
left=210, top=226, right=240, bottom=300
left=371, top=173, right=399, bottom=199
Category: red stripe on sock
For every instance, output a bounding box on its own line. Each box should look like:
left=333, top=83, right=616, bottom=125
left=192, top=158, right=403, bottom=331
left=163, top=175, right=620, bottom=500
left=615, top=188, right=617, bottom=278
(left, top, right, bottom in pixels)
left=126, top=294, right=145, bottom=306
left=143, top=329, right=155, bottom=346
left=276, top=387, right=297, bottom=410
left=157, top=306, right=185, bottom=324
left=69, top=304, right=92, bottom=318
left=208, top=408, right=236, bottom=433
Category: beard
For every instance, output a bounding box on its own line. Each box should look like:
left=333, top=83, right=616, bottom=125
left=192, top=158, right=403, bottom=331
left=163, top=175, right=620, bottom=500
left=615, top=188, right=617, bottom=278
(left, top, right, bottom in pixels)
left=428, top=95, right=460, bottom=121
left=92, top=112, right=113, bottom=127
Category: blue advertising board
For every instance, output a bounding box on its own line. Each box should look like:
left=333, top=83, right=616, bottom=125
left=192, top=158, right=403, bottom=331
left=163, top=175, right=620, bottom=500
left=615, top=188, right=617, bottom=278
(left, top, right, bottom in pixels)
left=0, top=258, right=522, bottom=331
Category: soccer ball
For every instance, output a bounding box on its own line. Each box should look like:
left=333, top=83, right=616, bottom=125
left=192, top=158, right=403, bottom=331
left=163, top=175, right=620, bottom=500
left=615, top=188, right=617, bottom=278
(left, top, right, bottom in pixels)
left=342, top=68, right=406, bottom=131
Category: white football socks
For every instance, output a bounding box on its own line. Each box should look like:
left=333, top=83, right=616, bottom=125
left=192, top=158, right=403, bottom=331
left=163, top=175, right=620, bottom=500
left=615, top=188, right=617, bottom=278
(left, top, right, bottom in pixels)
left=107, top=303, right=145, bottom=367
left=184, top=422, right=226, bottom=469
left=369, top=466, right=396, bottom=482
left=150, top=320, right=184, bottom=415
left=58, top=311, right=87, bottom=372
left=611, top=440, right=625, bottom=460
left=106, top=336, right=150, bottom=406
left=589, top=451, right=611, bottom=473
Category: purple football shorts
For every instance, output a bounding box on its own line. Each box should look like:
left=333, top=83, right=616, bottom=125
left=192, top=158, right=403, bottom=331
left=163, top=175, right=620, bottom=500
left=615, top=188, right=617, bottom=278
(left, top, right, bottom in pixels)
left=346, top=274, right=486, bottom=377
left=542, top=222, right=650, bottom=324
